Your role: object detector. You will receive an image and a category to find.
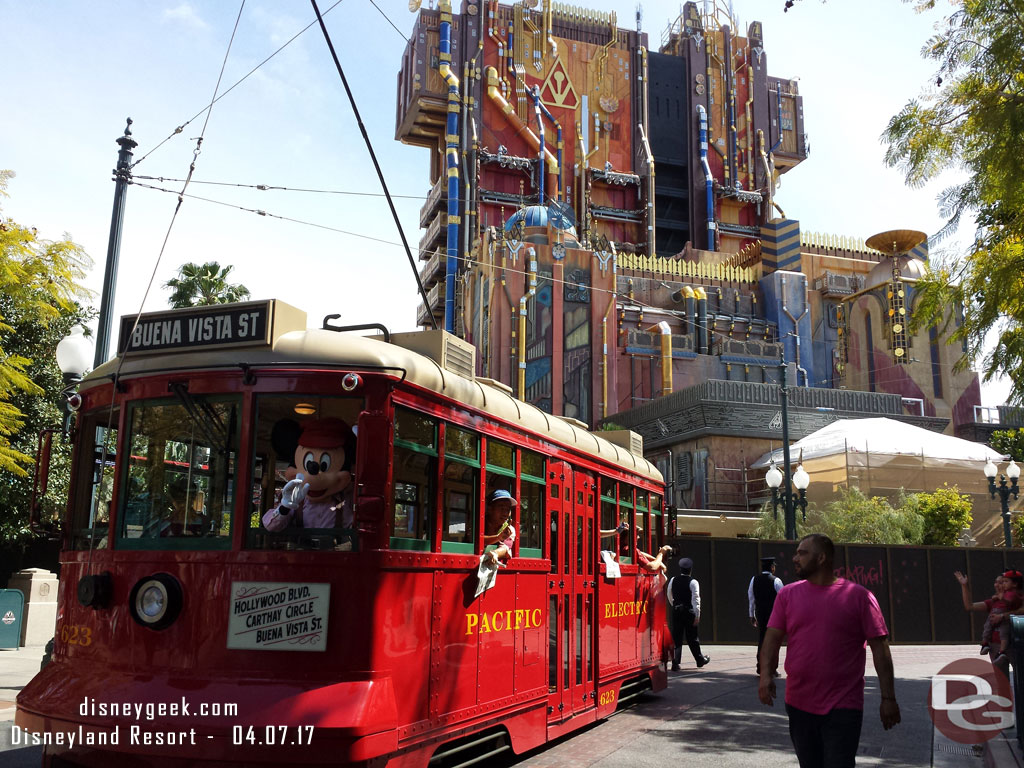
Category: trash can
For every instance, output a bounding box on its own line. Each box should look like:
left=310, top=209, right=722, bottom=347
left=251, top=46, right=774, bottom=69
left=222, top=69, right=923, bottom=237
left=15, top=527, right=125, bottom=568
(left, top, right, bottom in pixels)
left=0, top=589, right=25, bottom=649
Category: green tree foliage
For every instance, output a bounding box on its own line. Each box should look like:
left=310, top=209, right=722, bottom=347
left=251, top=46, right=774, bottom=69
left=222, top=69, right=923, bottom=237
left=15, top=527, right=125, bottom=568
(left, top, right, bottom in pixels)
left=751, top=486, right=926, bottom=544
left=881, top=0, right=1024, bottom=400
left=751, top=502, right=789, bottom=541
left=899, top=485, right=974, bottom=545
left=817, top=487, right=925, bottom=545
left=165, top=261, right=250, bottom=308
left=1012, top=514, right=1024, bottom=549
left=0, top=170, right=92, bottom=479
left=0, top=300, right=94, bottom=543
left=990, top=429, right=1024, bottom=461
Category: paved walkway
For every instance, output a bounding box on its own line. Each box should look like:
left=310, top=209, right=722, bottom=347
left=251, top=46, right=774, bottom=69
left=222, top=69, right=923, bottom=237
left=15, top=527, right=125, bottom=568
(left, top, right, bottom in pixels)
left=510, top=644, right=1020, bottom=768
left=0, top=646, right=46, bottom=725
left=1, top=644, right=1022, bottom=766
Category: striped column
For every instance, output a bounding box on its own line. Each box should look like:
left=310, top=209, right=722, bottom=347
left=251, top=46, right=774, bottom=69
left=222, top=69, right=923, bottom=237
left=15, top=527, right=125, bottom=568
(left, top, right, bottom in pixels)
left=760, top=218, right=801, bottom=272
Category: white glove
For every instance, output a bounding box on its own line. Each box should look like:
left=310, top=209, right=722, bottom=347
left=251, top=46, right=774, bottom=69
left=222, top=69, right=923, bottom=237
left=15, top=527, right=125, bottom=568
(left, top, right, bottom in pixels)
left=280, top=474, right=309, bottom=510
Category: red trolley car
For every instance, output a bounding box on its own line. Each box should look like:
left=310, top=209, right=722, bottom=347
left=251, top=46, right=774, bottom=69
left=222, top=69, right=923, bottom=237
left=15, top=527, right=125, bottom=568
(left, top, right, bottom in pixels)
left=17, top=300, right=669, bottom=767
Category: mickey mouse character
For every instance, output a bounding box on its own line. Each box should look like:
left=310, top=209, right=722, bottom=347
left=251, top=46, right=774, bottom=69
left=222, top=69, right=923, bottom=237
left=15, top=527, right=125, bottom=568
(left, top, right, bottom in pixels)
left=262, top=417, right=356, bottom=531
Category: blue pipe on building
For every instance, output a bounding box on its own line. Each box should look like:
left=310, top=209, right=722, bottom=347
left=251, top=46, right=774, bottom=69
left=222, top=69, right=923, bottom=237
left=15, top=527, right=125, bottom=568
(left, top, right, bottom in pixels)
left=530, top=86, right=563, bottom=201
left=696, top=104, right=716, bottom=251
left=439, top=2, right=461, bottom=333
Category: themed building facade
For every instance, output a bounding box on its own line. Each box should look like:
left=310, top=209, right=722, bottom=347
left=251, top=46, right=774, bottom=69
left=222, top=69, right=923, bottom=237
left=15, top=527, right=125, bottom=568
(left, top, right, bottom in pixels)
left=394, top=0, right=983, bottom=520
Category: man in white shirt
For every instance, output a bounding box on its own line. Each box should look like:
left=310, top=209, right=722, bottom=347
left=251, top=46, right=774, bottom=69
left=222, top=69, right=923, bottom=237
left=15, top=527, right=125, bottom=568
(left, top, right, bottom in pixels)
left=667, top=557, right=711, bottom=671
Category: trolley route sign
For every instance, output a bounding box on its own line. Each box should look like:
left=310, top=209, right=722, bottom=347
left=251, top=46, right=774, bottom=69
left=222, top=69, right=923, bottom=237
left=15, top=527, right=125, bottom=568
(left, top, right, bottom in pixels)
left=227, top=582, right=330, bottom=651
left=116, top=299, right=307, bottom=356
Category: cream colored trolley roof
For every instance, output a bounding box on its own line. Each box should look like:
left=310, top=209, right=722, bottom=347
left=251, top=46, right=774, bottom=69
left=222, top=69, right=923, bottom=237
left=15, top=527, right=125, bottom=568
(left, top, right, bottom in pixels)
left=87, top=306, right=661, bottom=485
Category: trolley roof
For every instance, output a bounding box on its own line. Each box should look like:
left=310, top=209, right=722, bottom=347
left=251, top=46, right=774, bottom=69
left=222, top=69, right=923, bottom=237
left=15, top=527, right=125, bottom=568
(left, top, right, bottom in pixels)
left=85, top=301, right=662, bottom=484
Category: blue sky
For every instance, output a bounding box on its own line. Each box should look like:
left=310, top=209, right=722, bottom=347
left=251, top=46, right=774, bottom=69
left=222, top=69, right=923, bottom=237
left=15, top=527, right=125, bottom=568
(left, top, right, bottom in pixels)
left=1, top=0, right=1007, bottom=404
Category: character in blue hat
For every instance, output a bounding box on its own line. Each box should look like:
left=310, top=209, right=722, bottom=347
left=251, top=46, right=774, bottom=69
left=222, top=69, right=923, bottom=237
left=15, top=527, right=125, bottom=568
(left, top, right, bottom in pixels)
left=482, top=489, right=517, bottom=566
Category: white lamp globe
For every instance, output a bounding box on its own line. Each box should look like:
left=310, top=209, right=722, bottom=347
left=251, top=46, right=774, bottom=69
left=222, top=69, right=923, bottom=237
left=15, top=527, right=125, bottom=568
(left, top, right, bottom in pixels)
left=1008, top=460, right=1021, bottom=480
left=984, top=459, right=999, bottom=479
left=793, top=464, right=810, bottom=490
left=765, top=464, right=783, bottom=489
left=56, top=326, right=92, bottom=379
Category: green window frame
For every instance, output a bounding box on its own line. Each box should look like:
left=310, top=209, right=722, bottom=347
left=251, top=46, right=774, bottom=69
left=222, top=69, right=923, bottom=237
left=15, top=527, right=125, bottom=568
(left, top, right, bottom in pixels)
left=391, top=408, right=438, bottom=552
left=517, top=448, right=545, bottom=558
left=617, top=482, right=633, bottom=563
left=441, top=424, right=479, bottom=554
left=486, top=439, right=516, bottom=478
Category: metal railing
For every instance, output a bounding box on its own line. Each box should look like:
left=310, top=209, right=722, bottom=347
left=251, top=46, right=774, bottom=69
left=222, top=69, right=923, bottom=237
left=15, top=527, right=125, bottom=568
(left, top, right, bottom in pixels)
left=706, top=463, right=770, bottom=511
left=975, top=405, right=1001, bottom=424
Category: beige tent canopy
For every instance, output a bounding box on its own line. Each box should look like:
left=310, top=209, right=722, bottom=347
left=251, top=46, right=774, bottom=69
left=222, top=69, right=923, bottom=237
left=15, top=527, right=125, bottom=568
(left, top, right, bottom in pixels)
left=752, top=418, right=1013, bottom=545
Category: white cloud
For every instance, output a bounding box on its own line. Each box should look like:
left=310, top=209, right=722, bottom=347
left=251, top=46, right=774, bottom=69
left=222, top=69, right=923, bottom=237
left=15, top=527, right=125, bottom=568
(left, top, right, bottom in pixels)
left=162, top=3, right=208, bottom=30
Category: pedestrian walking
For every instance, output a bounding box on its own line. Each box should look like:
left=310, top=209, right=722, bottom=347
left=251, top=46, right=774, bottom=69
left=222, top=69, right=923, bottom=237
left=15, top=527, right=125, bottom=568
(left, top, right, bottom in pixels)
left=667, top=557, right=710, bottom=671
left=748, top=556, right=783, bottom=674
left=758, top=534, right=900, bottom=767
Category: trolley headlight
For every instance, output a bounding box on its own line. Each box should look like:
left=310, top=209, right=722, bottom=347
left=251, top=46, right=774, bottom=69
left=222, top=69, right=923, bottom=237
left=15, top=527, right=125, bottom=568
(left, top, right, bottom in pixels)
left=128, top=573, right=183, bottom=630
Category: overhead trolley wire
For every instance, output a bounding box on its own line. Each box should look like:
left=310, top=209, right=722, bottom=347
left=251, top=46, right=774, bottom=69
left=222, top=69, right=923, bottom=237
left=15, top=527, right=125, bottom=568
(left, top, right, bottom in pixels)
left=310, top=0, right=437, bottom=329
left=130, top=0, right=345, bottom=171
left=132, top=175, right=429, bottom=201
left=369, top=0, right=410, bottom=42
left=133, top=180, right=418, bottom=248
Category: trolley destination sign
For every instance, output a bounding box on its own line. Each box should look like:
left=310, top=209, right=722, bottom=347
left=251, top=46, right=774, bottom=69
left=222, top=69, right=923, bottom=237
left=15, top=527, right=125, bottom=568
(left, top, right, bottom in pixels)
left=227, top=582, right=330, bottom=651
left=116, top=300, right=291, bottom=355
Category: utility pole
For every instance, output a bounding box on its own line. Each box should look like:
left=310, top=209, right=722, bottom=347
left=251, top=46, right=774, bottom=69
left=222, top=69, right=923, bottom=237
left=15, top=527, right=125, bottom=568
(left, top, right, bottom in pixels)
left=94, top=118, right=137, bottom=369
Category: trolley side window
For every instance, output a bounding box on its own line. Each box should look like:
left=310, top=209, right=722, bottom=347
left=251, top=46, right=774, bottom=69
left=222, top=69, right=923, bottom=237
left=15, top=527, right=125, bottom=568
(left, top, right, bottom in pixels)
left=69, top=407, right=119, bottom=550
left=391, top=408, right=437, bottom=551
left=247, top=395, right=362, bottom=551
left=650, top=493, right=663, bottom=546
left=617, top=483, right=633, bottom=564
left=598, top=476, right=622, bottom=558
left=441, top=425, right=478, bottom=553
left=518, top=448, right=545, bottom=557
left=117, top=395, right=239, bottom=550
left=484, top=438, right=516, bottom=555
left=634, top=489, right=648, bottom=555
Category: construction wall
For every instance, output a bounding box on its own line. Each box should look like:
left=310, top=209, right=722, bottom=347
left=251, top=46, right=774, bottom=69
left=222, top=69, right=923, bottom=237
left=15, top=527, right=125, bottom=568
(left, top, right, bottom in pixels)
left=667, top=536, right=1024, bottom=644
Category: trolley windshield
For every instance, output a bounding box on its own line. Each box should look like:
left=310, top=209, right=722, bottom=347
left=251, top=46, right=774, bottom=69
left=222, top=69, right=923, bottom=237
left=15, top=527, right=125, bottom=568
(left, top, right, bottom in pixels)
left=117, top=393, right=240, bottom=549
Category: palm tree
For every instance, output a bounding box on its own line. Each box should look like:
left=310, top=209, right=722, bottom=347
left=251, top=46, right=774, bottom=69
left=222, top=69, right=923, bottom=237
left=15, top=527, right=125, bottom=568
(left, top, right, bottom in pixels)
left=165, top=262, right=251, bottom=308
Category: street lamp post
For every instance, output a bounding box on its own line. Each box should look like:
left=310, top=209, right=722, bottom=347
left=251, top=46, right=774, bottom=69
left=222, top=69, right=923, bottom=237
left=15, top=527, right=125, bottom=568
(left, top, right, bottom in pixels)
left=763, top=344, right=811, bottom=539
left=94, top=118, right=137, bottom=369
left=765, top=460, right=810, bottom=539
left=55, top=326, right=92, bottom=435
left=984, top=458, right=1020, bottom=548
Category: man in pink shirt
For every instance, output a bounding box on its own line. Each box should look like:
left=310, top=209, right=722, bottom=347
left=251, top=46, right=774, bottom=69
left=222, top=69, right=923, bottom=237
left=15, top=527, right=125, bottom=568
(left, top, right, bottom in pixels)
left=758, top=534, right=901, bottom=767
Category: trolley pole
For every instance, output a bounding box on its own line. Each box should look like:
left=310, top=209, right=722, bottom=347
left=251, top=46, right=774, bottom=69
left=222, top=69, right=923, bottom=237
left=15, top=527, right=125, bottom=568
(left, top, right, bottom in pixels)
left=94, top=118, right=137, bottom=369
